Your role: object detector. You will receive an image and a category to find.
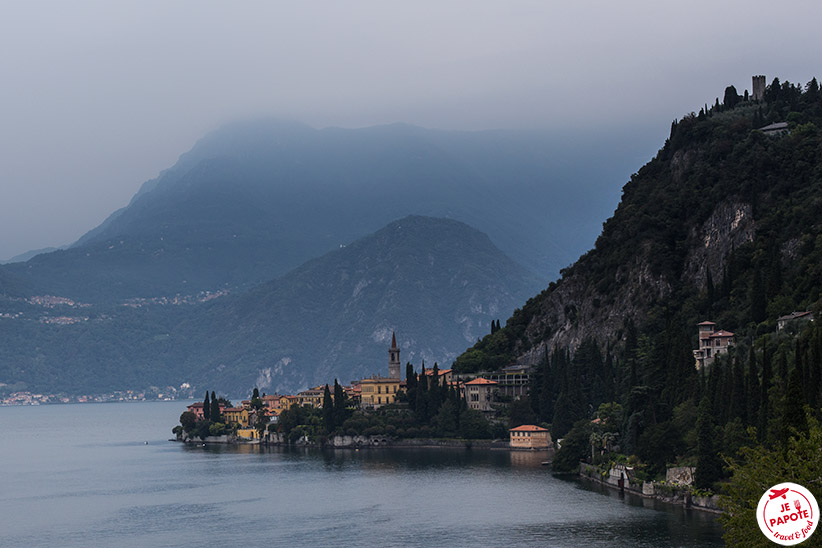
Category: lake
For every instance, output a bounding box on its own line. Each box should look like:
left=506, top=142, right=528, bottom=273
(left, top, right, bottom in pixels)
left=0, top=401, right=723, bottom=547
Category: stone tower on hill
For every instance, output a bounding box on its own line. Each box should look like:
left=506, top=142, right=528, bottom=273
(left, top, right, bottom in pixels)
left=388, top=332, right=401, bottom=379
left=753, top=75, right=766, bottom=101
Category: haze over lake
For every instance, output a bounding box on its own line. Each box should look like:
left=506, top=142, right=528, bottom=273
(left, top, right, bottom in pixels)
left=0, top=401, right=722, bottom=547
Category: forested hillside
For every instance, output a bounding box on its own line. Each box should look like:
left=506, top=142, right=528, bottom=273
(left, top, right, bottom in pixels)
left=0, top=216, right=540, bottom=395
left=454, top=77, right=822, bottom=488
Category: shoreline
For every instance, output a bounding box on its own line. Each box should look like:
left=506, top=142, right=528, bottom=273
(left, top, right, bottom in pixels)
left=578, top=462, right=721, bottom=514
left=174, top=433, right=554, bottom=454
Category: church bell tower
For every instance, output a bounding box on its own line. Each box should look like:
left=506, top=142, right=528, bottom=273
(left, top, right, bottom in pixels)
left=388, top=332, right=401, bottom=379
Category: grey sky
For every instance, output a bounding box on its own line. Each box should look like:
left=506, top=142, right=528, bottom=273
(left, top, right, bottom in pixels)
left=1, top=0, right=819, bottom=259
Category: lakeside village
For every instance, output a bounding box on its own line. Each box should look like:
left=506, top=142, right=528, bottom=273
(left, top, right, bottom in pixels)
left=173, top=333, right=552, bottom=452
left=1, top=384, right=196, bottom=406
left=175, top=313, right=816, bottom=513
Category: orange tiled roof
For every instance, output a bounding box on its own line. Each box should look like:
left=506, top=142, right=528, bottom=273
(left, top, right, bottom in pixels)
left=510, top=424, right=548, bottom=432
left=698, top=321, right=717, bottom=326
left=710, top=330, right=734, bottom=337
left=465, top=378, right=497, bottom=385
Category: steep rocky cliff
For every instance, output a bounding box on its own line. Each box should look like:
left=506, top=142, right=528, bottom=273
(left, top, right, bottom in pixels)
left=455, top=77, right=822, bottom=372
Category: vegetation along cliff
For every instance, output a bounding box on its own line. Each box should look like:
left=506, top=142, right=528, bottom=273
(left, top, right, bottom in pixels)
left=454, top=78, right=822, bottom=538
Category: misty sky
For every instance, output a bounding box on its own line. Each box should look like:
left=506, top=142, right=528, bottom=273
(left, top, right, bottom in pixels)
left=1, top=1, right=820, bottom=260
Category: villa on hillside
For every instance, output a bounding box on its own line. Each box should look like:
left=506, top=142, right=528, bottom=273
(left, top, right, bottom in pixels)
left=464, top=377, right=497, bottom=412
left=777, top=311, right=814, bottom=332
left=693, top=321, right=735, bottom=369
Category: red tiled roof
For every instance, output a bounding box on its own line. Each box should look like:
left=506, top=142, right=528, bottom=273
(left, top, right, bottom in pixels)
left=698, top=321, right=717, bottom=325
left=465, top=378, right=497, bottom=385
left=710, top=330, right=734, bottom=337
left=510, top=424, right=548, bottom=432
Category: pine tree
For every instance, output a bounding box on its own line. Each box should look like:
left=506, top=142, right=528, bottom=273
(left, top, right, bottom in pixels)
left=203, top=391, right=211, bottom=421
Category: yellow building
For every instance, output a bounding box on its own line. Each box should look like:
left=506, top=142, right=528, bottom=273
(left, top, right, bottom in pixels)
left=509, top=425, right=551, bottom=449
left=360, top=376, right=400, bottom=408
left=223, top=407, right=250, bottom=428
left=297, top=387, right=326, bottom=408
left=236, top=427, right=262, bottom=440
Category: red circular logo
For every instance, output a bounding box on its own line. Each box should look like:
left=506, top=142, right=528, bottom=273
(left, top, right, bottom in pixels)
left=757, top=482, right=818, bottom=545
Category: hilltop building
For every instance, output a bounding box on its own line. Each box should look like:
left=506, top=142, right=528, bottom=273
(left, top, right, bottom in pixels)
left=752, top=74, right=766, bottom=101
left=693, top=321, right=735, bottom=369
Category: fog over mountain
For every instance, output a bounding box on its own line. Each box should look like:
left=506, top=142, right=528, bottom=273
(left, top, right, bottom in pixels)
left=2, top=2, right=820, bottom=260
left=0, top=120, right=641, bottom=301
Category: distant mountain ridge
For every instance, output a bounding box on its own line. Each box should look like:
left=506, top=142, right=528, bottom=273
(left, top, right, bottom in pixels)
left=0, top=119, right=630, bottom=302
left=0, top=216, right=541, bottom=395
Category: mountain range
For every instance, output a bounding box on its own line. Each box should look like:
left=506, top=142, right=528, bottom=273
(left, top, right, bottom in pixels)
left=0, top=215, right=541, bottom=395
left=0, top=120, right=632, bottom=302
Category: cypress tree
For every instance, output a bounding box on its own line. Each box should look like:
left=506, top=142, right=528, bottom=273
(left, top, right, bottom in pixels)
left=782, top=366, right=808, bottom=447
left=210, top=391, right=220, bottom=422
left=405, top=363, right=417, bottom=412
left=729, top=355, right=746, bottom=422
left=695, top=395, right=722, bottom=489
left=416, top=365, right=429, bottom=424
left=759, top=338, right=772, bottom=443
left=203, top=391, right=211, bottom=421
left=430, top=363, right=442, bottom=414
left=749, top=265, right=766, bottom=324
left=333, top=379, right=346, bottom=427
left=746, top=345, right=760, bottom=429
left=322, top=384, right=334, bottom=433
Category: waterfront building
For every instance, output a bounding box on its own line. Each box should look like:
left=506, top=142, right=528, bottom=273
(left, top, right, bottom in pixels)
left=509, top=425, right=551, bottom=449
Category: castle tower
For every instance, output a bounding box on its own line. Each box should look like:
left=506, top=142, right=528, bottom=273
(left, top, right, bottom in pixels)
left=388, top=332, right=401, bottom=379
left=752, top=75, right=766, bottom=101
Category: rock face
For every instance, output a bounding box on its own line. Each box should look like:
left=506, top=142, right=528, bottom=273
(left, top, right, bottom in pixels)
left=516, top=197, right=757, bottom=365
left=485, top=92, right=822, bottom=366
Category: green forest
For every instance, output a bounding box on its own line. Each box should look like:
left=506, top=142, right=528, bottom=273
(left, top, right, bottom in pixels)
left=452, top=77, right=822, bottom=543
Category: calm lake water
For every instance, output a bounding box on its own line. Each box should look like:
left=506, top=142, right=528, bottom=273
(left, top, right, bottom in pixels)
left=0, top=401, right=723, bottom=547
